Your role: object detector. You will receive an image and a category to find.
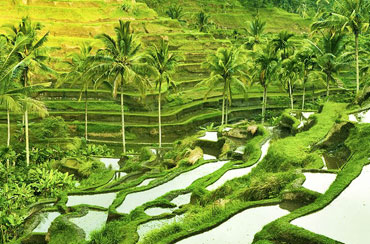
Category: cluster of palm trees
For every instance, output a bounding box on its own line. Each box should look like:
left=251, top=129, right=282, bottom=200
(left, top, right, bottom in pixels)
left=202, top=0, right=369, bottom=125
left=62, top=20, right=181, bottom=154
left=0, top=17, right=49, bottom=167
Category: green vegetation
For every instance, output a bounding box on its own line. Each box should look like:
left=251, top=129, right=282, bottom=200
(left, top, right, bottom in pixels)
left=0, top=0, right=369, bottom=244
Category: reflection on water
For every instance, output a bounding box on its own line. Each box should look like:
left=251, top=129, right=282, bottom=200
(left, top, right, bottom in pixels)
left=70, top=211, right=108, bottom=240
left=292, top=165, right=370, bottom=244
left=66, top=192, right=116, bottom=208
left=33, top=212, right=61, bottom=233
left=116, top=161, right=229, bottom=213
left=176, top=205, right=288, bottom=244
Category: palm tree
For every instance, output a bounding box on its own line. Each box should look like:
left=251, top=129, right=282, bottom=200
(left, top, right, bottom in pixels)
left=145, top=40, right=181, bottom=148
left=244, top=16, right=266, bottom=50
left=280, top=56, right=301, bottom=109
left=201, top=46, right=248, bottom=125
left=60, top=43, right=94, bottom=141
left=309, top=32, right=346, bottom=98
left=91, top=21, right=149, bottom=154
left=4, top=17, right=51, bottom=166
left=272, top=31, right=295, bottom=60
left=295, top=44, right=316, bottom=109
left=312, top=0, right=370, bottom=95
left=251, top=44, right=279, bottom=124
left=196, top=12, right=211, bottom=32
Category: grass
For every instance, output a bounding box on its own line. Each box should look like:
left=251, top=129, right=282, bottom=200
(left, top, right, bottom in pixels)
left=254, top=123, right=370, bottom=243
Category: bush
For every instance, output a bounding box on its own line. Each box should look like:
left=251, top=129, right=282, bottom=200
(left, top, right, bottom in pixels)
left=32, top=116, right=70, bottom=140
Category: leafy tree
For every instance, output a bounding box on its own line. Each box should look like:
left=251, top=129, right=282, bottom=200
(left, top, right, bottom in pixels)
left=92, top=21, right=149, bottom=153
left=2, top=17, right=51, bottom=166
left=166, top=5, right=184, bottom=21
left=60, top=43, right=94, bottom=141
left=244, top=16, right=266, bottom=50
left=280, top=56, right=301, bottom=109
left=309, top=32, right=347, bottom=98
left=312, top=0, right=370, bottom=95
left=272, top=31, right=295, bottom=60
left=196, top=11, right=211, bottom=32
left=295, top=44, right=316, bottom=109
left=251, top=44, right=279, bottom=124
left=201, top=46, right=248, bottom=125
left=145, top=39, right=181, bottom=148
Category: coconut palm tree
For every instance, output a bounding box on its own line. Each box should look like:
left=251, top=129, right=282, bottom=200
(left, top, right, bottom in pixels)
left=295, top=44, right=316, bottom=109
left=91, top=20, right=149, bottom=154
left=272, top=31, right=295, bottom=60
left=3, top=17, right=52, bottom=166
left=280, top=56, right=301, bottom=109
left=309, top=32, right=346, bottom=98
left=251, top=44, right=279, bottom=124
left=244, top=16, right=266, bottom=50
left=144, top=39, right=181, bottom=148
left=59, top=43, right=94, bottom=141
left=196, top=11, right=211, bottom=32
left=312, top=0, right=370, bottom=95
left=201, top=46, right=248, bottom=125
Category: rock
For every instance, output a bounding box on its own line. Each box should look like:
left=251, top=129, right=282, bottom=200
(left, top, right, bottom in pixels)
left=225, top=128, right=249, bottom=139
left=247, top=125, right=258, bottom=136
left=187, top=147, right=203, bottom=165
left=46, top=216, right=85, bottom=244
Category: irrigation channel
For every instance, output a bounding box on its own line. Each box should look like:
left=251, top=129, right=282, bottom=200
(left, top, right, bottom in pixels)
left=31, top=124, right=343, bottom=242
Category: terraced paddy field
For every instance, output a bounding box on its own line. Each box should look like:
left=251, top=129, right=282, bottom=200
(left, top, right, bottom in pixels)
left=1, top=0, right=370, bottom=244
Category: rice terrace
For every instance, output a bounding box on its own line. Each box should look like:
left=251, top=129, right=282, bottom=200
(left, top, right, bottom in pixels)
left=0, top=0, right=370, bottom=243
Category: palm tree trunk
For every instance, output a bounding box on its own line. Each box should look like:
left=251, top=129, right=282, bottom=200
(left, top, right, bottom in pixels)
left=7, top=107, right=10, bottom=147
left=120, top=85, right=126, bottom=154
left=262, top=85, right=267, bottom=124
left=24, top=72, right=30, bottom=166
left=326, top=74, right=330, bottom=99
left=158, top=82, right=162, bottom=148
left=302, top=75, right=306, bottom=110
left=221, top=87, right=226, bottom=125
left=312, top=84, right=315, bottom=103
left=7, top=107, right=10, bottom=168
left=25, top=107, right=30, bottom=166
left=288, top=80, right=293, bottom=109
left=355, top=33, right=360, bottom=95
left=225, top=99, right=229, bottom=125
left=84, top=88, right=88, bottom=141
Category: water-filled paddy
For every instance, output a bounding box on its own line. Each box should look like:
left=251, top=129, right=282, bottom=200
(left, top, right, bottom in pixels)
left=69, top=210, right=108, bottom=240
left=116, top=161, right=229, bottom=213
left=302, top=172, right=336, bottom=194
left=66, top=192, right=116, bottom=208
left=292, top=165, right=370, bottom=243
left=176, top=205, right=289, bottom=244
left=33, top=212, right=61, bottom=233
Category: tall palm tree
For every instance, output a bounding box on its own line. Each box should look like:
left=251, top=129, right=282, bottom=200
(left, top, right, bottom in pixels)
left=91, top=20, right=148, bottom=154
left=295, top=44, right=316, bottom=109
left=4, top=17, right=51, bottom=166
left=251, top=44, right=279, bottom=124
left=280, top=56, right=301, bottom=109
left=59, top=43, right=94, bottom=141
left=312, top=0, right=370, bottom=95
left=145, top=40, right=181, bottom=148
left=272, top=31, right=295, bottom=60
left=201, top=46, right=248, bottom=125
left=244, top=16, right=266, bottom=50
left=309, top=32, right=346, bottom=98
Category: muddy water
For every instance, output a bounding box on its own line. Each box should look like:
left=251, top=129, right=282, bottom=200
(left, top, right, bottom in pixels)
left=176, top=205, right=289, bottom=244
left=292, top=165, right=370, bottom=244
left=116, top=161, right=229, bottom=214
